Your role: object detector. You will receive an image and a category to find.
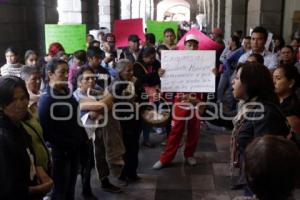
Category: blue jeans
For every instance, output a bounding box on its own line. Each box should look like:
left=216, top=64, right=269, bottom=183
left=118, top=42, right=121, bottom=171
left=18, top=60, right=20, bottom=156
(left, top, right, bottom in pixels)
left=51, top=147, right=80, bottom=200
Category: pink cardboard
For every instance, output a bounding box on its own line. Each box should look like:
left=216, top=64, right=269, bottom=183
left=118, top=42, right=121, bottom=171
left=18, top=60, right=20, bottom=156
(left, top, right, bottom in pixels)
left=113, top=18, right=145, bottom=48
left=176, top=28, right=223, bottom=50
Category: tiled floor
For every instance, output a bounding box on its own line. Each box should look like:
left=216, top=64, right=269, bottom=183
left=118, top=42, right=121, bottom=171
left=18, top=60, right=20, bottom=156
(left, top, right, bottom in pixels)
left=74, top=126, right=300, bottom=200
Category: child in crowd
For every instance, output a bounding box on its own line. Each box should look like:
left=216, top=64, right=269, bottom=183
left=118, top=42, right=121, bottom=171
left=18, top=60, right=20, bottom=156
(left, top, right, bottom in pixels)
left=68, top=49, right=87, bottom=90
left=1, top=47, right=23, bottom=77
left=24, top=50, right=38, bottom=67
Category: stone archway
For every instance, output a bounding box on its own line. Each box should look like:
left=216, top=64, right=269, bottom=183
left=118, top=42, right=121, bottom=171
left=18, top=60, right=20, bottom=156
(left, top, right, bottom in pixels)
left=157, top=0, right=191, bottom=21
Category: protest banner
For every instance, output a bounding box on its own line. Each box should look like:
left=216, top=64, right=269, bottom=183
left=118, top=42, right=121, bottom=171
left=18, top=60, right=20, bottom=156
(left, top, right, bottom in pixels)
left=45, top=24, right=86, bottom=54
left=161, top=50, right=216, bottom=93
left=113, top=18, right=145, bottom=48
left=176, top=28, right=223, bottom=50
left=146, top=20, right=178, bottom=43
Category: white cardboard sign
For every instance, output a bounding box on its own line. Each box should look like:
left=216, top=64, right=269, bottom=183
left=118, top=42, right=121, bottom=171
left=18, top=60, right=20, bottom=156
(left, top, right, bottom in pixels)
left=161, top=50, right=216, bottom=93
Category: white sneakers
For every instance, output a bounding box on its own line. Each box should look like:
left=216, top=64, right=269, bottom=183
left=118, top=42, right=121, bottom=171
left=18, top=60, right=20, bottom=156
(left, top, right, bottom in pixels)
left=152, top=161, right=164, bottom=170
left=153, top=157, right=197, bottom=170
left=186, top=157, right=197, bottom=166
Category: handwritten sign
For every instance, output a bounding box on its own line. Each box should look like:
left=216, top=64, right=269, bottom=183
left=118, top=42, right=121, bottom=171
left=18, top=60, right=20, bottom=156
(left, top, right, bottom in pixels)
left=161, top=50, right=216, bottom=93
left=45, top=24, right=86, bottom=54
left=113, top=18, right=145, bottom=48
left=146, top=20, right=178, bottom=44
left=176, top=28, right=223, bottom=50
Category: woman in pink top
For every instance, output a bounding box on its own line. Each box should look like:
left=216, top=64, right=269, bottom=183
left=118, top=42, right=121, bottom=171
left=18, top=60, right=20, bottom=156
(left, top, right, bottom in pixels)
left=68, top=50, right=87, bottom=90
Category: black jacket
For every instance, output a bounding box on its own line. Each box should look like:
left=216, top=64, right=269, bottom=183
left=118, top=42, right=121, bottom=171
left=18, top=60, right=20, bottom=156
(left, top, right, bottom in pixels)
left=120, top=47, right=137, bottom=64
left=0, top=111, right=31, bottom=200
left=237, top=102, right=289, bottom=153
left=109, top=75, right=147, bottom=133
left=133, top=60, right=161, bottom=87
left=38, top=86, right=86, bottom=152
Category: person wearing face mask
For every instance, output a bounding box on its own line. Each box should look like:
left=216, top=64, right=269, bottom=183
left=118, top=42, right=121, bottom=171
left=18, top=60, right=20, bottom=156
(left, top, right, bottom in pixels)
left=1, top=47, right=24, bottom=77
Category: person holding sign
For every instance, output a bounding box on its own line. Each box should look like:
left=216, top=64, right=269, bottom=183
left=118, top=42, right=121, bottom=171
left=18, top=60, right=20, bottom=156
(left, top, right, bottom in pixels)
left=153, top=34, right=205, bottom=169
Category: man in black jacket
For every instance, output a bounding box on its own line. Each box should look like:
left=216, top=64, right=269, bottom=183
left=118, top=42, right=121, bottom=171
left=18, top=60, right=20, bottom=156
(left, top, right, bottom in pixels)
left=120, top=34, right=141, bottom=63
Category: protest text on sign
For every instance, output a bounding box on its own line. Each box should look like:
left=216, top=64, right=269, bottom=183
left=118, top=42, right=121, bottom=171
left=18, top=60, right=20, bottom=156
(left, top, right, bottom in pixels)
left=161, top=50, right=216, bottom=93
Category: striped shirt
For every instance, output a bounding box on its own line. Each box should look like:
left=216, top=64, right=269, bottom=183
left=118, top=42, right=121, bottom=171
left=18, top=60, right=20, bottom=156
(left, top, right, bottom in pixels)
left=0, top=63, right=24, bottom=77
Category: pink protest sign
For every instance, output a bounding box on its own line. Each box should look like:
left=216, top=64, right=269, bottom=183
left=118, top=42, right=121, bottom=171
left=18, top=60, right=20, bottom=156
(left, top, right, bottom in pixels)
left=176, top=28, right=223, bottom=50
left=113, top=18, right=145, bottom=48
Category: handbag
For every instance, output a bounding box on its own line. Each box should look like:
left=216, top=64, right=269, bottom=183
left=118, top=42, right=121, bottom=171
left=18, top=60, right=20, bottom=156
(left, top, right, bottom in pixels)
left=135, top=62, right=160, bottom=103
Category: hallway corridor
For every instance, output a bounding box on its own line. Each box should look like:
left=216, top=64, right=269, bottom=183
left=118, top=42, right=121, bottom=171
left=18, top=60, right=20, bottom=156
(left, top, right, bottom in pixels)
left=74, top=126, right=300, bottom=200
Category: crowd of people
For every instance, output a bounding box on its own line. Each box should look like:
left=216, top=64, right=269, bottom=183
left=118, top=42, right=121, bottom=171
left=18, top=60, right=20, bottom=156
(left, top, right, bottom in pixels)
left=0, top=23, right=300, bottom=200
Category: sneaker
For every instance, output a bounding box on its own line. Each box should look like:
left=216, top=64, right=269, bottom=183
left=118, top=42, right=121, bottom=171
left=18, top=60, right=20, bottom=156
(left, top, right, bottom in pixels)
left=186, top=157, right=197, bottom=166
left=152, top=161, right=164, bottom=170
left=161, top=140, right=167, bottom=146
left=101, top=182, right=122, bottom=193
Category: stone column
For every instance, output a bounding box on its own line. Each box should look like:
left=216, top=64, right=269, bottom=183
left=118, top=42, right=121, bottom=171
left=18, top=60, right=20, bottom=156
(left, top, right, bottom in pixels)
left=99, top=0, right=115, bottom=31
left=247, top=0, right=283, bottom=35
left=82, top=0, right=99, bottom=30
left=120, top=0, right=131, bottom=19
left=0, top=0, right=58, bottom=63
left=247, top=0, right=261, bottom=33
left=57, top=0, right=82, bottom=24
left=260, top=0, right=283, bottom=35
left=225, top=0, right=247, bottom=40
left=190, top=0, right=199, bottom=22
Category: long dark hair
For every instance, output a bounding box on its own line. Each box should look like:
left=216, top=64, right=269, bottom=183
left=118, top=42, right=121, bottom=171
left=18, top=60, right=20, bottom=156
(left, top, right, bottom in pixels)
left=137, top=46, right=156, bottom=64
left=236, top=62, right=279, bottom=104
left=0, top=76, right=29, bottom=108
left=245, top=135, right=300, bottom=200
left=275, top=64, right=300, bottom=92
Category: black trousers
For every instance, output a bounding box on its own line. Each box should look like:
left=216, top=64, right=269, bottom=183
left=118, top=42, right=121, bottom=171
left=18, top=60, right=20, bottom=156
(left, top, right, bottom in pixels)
left=80, top=139, right=94, bottom=195
left=120, top=129, right=141, bottom=179
left=51, top=147, right=80, bottom=200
